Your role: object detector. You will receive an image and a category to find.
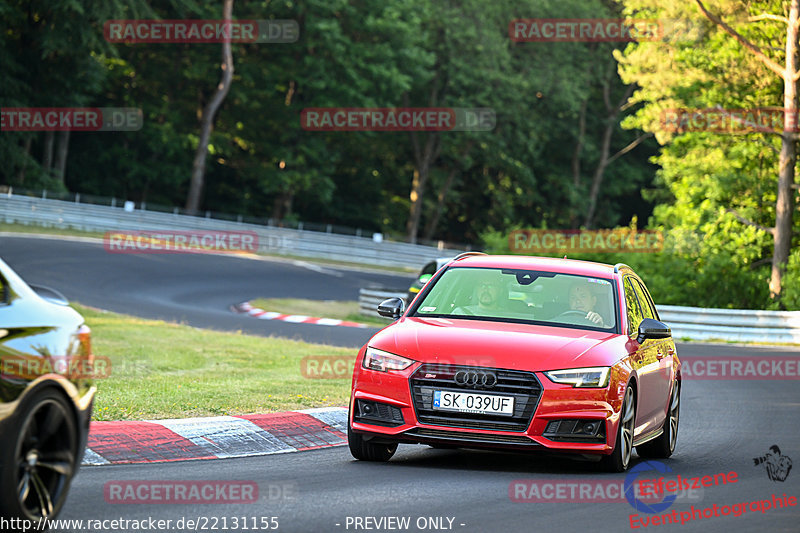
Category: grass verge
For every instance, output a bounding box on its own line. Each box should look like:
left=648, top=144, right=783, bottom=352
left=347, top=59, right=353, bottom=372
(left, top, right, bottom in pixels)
left=71, top=304, right=357, bottom=421
left=249, top=298, right=391, bottom=328
left=0, top=222, right=107, bottom=240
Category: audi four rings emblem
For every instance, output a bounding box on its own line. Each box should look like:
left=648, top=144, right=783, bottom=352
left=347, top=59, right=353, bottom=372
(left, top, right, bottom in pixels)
left=454, top=370, right=497, bottom=387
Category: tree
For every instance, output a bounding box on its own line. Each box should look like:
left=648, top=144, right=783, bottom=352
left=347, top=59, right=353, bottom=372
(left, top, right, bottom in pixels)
left=185, top=0, right=234, bottom=213
left=618, top=0, right=799, bottom=308
left=691, top=0, right=797, bottom=301
left=400, top=0, right=649, bottom=243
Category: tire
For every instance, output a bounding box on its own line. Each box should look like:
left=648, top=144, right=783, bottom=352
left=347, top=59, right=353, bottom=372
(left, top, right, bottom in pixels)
left=637, top=380, right=680, bottom=459
left=347, top=422, right=397, bottom=462
left=0, top=389, right=79, bottom=524
left=600, top=384, right=636, bottom=472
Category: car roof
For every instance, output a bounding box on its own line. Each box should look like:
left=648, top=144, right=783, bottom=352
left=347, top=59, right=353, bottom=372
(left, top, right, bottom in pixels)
left=447, top=254, right=618, bottom=278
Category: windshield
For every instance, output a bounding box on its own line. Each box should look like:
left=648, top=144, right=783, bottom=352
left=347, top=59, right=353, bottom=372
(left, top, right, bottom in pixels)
left=412, top=267, right=617, bottom=331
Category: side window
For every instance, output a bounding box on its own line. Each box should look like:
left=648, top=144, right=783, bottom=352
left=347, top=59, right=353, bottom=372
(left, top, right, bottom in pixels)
left=631, top=279, right=656, bottom=320
left=623, top=277, right=644, bottom=336
left=633, top=279, right=659, bottom=321
left=0, top=275, right=6, bottom=305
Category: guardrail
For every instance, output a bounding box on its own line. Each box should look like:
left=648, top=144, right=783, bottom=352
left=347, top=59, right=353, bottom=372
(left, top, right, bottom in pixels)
left=0, top=193, right=467, bottom=269
left=658, top=305, right=800, bottom=343
left=357, top=289, right=800, bottom=343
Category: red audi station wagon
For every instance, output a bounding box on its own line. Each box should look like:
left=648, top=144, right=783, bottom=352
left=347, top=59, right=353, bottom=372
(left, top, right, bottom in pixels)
left=348, top=253, right=680, bottom=472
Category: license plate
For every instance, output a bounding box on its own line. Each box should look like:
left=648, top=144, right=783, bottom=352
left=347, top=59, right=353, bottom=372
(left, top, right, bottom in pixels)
left=433, top=390, right=514, bottom=416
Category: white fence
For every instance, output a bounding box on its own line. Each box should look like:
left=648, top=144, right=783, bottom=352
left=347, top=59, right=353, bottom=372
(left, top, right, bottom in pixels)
left=358, top=289, right=800, bottom=343
left=0, top=193, right=466, bottom=269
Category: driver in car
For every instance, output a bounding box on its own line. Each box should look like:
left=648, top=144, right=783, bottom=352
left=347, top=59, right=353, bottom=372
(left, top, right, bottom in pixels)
left=568, top=282, right=605, bottom=327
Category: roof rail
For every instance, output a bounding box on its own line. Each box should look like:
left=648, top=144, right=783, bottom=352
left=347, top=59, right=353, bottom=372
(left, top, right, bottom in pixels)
left=613, top=263, right=632, bottom=273
left=453, top=251, right=487, bottom=261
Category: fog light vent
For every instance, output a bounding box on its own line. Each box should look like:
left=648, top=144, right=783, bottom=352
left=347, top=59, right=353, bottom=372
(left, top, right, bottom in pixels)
left=354, top=400, right=405, bottom=427
left=543, top=418, right=605, bottom=442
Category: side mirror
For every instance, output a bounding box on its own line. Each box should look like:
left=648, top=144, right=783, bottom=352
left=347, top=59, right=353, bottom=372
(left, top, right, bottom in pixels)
left=636, top=318, right=671, bottom=344
left=377, top=297, right=405, bottom=320
left=29, top=284, right=70, bottom=306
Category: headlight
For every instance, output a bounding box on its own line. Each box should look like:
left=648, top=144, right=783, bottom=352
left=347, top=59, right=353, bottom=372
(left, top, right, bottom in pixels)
left=544, top=367, right=611, bottom=388
left=363, top=347, right=415, bottom=372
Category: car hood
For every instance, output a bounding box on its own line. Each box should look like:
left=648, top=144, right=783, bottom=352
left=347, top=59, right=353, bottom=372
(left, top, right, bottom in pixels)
left=369, top=316, right=626, bottom=371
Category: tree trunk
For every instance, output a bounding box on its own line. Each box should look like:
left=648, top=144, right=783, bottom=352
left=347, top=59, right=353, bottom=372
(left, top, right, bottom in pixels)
left=42, top=131, right=54, bottom=176
left=54, top=130, right=70, bottom=186
left=271, top=190, right=294, bottom=221
left=406, top=168, right=425, bottom=243
left=584, top=118, right=614, bottom=228
left=584, top=62, right=618, bottom=229
left=770, top=0, right=799, bottom=301
left=422, top=167, right=458, bottom=242
left=406, top=132, right=441, bottom=243
left=571, top=99, right=588, bottom=228
left=404, top=67, right=445, bottom=244
left=584, top=67, right=636, bottom=228
left=16, top=136, right=32, bottom=185
left=185, top=0, right=235, bottom=213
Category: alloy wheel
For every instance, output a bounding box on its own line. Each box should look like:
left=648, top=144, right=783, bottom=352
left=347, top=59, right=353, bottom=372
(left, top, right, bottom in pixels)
left=14, top=398, right=77, bottom=519
left=668, top=381, right=680, bottom=453
left=620, top=386, right=635, bottom=468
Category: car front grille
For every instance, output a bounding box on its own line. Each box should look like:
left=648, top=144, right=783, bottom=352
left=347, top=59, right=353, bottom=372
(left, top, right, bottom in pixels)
left=409, top=363, right=542, bottom=432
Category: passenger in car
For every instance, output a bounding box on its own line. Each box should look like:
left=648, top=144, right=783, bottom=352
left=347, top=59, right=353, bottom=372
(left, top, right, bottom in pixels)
left=452, top=280, right=506, bottom=316
left=451, top=278, right=535, bottom=319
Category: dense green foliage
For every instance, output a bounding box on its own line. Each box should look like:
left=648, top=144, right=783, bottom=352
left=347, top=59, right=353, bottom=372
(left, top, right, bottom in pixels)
left=1, top=1, right=797, bottom=308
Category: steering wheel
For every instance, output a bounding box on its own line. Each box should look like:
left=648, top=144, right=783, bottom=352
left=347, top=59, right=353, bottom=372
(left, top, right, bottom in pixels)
left=555, top=310, right=592, bottom=320
left=453, top=306, right=476, bottom=316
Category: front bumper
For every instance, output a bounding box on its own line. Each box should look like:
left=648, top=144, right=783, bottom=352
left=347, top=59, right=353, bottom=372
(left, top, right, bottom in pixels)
left=351, top=363, right=621, bottom=455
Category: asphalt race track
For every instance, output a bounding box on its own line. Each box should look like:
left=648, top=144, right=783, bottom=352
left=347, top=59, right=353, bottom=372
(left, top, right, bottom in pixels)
left=2, top=234, right=799, bottom=532
left=0, top=234, right=411, bottom=347
left=63, top=364, right=799, bottom=533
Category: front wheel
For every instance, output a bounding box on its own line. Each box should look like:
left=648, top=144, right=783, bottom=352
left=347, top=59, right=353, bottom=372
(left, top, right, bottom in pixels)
left=600, top=384, right=635, bottom=472
left=0, top=389, right=79, bottom=522
left=637, top=380, right=680, bottom=459
left=347, top=423, right=397, bottom=462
